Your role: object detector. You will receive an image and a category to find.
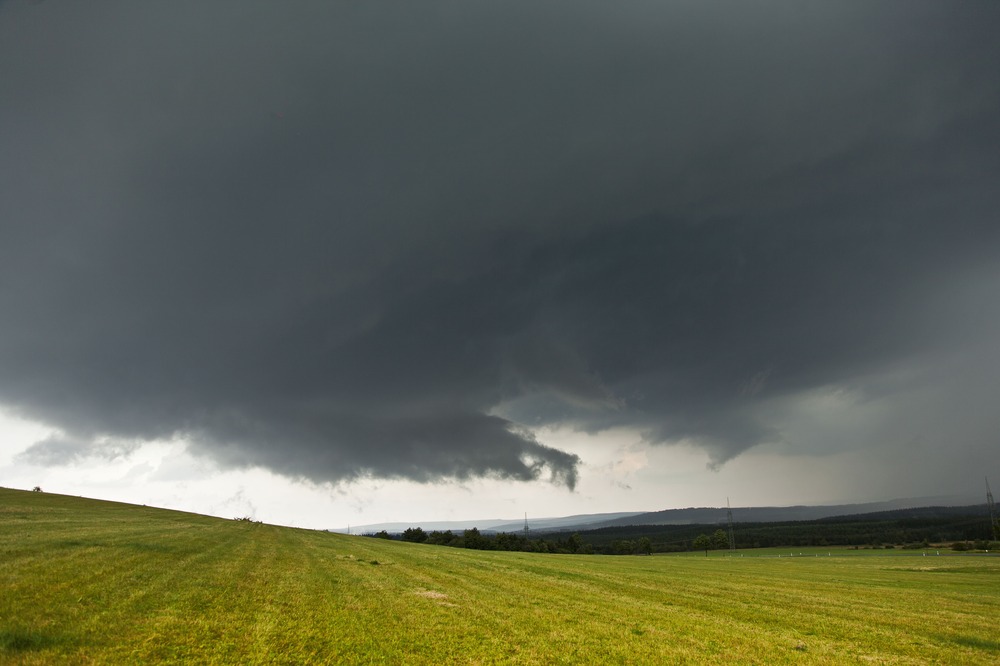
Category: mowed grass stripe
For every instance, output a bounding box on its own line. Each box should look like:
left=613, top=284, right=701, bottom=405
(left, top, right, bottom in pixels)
left=2, top=488, right=998, bottom=664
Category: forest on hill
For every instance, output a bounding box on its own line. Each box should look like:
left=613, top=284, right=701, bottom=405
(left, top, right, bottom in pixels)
left=368, top=505, right=999, bottom=555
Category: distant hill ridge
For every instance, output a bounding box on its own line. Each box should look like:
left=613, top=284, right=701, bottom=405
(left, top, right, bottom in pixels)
left=338, top=495, right=981, bottom=534
left=565, top=496, right=984, bottom=530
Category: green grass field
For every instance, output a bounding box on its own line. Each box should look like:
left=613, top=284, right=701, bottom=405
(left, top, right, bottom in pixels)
left=2, top=487, right=997, bottom=664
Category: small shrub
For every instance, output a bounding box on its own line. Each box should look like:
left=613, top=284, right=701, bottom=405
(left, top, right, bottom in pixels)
left=32, top=486, right=43, bottom=492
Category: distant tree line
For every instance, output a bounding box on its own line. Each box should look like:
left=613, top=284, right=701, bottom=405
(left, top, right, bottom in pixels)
left=365, top=526, right=652, bottom=555
left=405, top=527, right=598, bottom=554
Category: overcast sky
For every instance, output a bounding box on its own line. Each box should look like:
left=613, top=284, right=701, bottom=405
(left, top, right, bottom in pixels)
left=2, top=1, right=998, bottom=529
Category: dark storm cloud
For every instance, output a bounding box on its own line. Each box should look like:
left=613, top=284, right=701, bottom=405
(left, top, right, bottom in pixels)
left=1, top=1, right=998, bottom=487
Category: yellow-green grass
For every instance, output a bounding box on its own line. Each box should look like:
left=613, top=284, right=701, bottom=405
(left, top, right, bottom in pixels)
left=2, top=487, right=997, bottom=664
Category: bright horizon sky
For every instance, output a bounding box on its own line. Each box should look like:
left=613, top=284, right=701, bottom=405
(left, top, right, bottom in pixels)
left=0, top=407, right=978, bottom=531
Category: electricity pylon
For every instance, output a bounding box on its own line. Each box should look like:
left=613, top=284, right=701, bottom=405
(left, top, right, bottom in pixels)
left=726, top=498, right=736, bottom=553
left=987, top=478, right=999, bottom=541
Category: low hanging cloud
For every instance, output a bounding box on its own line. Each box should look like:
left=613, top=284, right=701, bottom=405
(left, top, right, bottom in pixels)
left=1, top=1, right=998, bottom=490
left=17, top=434, right=139, bottom=466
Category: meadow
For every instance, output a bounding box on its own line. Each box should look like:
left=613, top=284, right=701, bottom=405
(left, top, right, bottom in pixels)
left=2, top=487, right=997, bottom=664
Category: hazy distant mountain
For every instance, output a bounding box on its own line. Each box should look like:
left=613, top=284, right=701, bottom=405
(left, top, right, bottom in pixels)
left=334, top=495, right=982, bottom=535
left=585, top=495, right=984, bottom=530
left=485, top=512, right=646, bottom=533
left=333, top=511, right=644, bottom=535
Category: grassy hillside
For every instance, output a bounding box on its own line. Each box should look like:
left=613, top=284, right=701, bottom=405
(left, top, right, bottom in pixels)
left=2, top=487, right=998, bottom=664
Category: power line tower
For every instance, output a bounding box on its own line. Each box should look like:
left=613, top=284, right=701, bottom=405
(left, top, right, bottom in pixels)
left=523, top=512, right=530, bottom=540
left=726, top=498, right=736, bottom=553
left=987, top=478, right=999, bottom=541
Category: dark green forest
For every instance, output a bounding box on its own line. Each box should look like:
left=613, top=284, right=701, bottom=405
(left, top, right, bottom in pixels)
left=568, top=511, right=995, bottom=553
left=365, top=505, right=999, bottom=555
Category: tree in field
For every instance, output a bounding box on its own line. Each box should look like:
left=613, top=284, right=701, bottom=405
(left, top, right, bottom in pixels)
left=612, top=539, right=635, bottom=555
left=493, top=532, right=525, bottom=551
left=426, top=530, right=457, bottom=546
left=402, top=527, right=427, bottom=543
left=712, top=529, right=729, bottom=551
left=693, top=534, right=711, bottom=555
left=637, top=536, right=652, bottom=555
left=463, top=527, right=487, bottom=550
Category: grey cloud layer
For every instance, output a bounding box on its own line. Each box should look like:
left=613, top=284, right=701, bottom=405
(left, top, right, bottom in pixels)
left=2, top=2, right=998, bottom=488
